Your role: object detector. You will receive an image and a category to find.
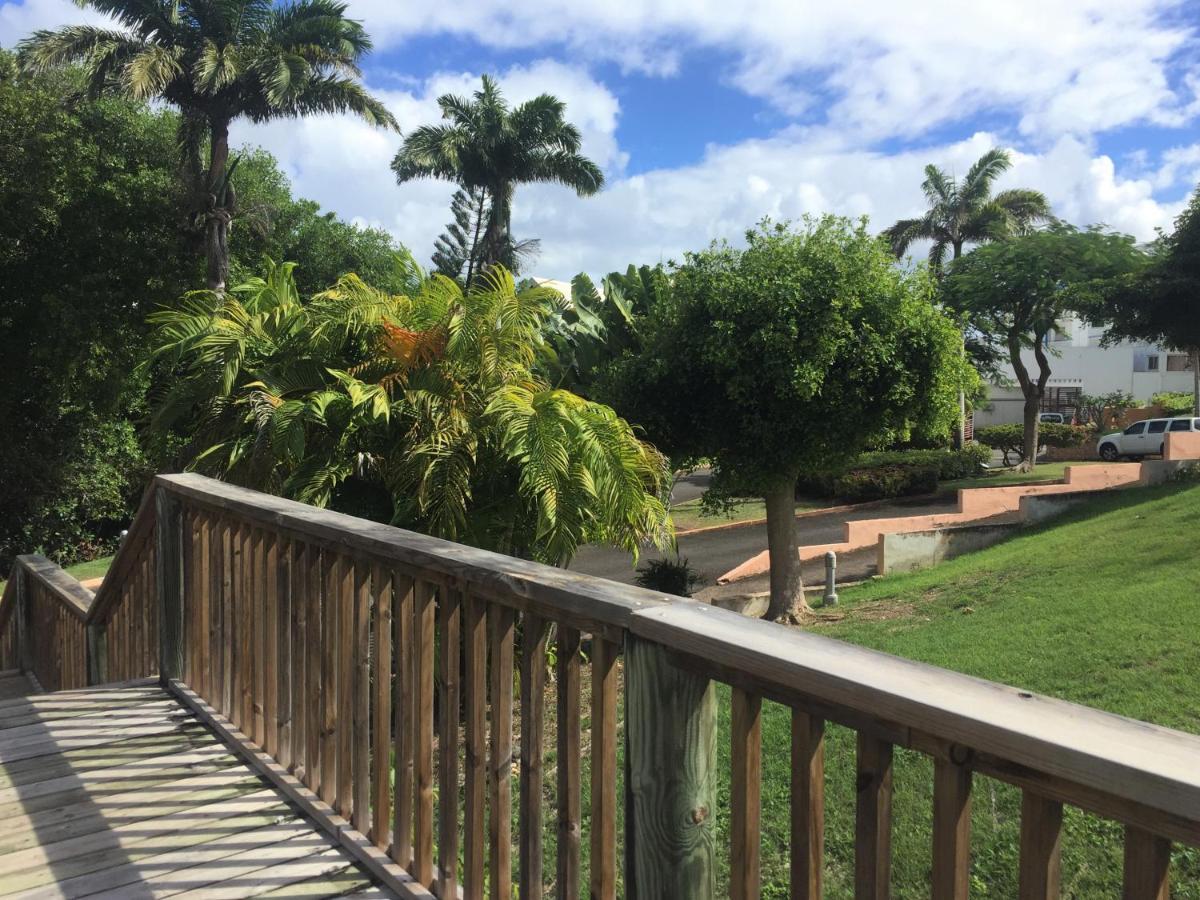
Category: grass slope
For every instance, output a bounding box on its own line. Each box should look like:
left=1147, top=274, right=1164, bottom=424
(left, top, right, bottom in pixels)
left=726, top=481, right=1200, bottom=898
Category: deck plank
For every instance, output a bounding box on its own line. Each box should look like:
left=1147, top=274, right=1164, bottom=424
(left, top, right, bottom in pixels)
left=0, top=681, right=395, bottom=898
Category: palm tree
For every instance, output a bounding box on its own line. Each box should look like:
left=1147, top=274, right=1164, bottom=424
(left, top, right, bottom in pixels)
left=392, top=75, right=604, bottom=287
left=884, top=148, right=1052, bottom=272
left=885, top=148, right=1052, bottom=447
left=19, top=0, right=397, bottom=293
left=145, top=257, right=672, bottom=565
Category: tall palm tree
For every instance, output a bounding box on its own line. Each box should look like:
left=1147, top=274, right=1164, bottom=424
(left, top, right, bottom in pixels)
left=885, top=148, right=1052, bottom=447
left=392, top=75, right=604, bottom=287
left=884, top=148, right=1052, bottom=272
left=19, top=0, right=397, bottom=293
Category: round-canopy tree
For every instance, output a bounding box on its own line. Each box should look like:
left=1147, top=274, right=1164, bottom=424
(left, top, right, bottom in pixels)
left=392, top=75, right=603, bottom=288
left=602, top=218, right=971, bottom=620
left=19, top=0, right=397, bottom=293
left=145, top=258, right=672, bottom=566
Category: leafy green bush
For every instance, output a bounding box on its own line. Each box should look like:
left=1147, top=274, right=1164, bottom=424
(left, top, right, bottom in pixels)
left=635, top=557, right=700, bottom=597
left=1151, top=391, right=1195, bottom=417
left=976, top=423, right=1090, bottom=462
left=856, top=444, right=991, bottom=480
left=832, top=464, right=939, bottom=503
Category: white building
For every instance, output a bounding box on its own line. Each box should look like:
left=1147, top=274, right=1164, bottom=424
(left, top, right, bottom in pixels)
left=975, top=314, right=1196, bottom=427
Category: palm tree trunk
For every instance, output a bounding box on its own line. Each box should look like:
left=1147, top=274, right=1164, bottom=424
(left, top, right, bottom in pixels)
left=205, top=118, right=232, bottom=294
left=479, top=181, right=513, bottom=273
left=763, top=476, right=809, bottom=622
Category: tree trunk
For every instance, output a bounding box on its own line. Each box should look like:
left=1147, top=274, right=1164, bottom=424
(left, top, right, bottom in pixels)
left=464, top=187, right=487, bottom=292
left=205, top=118, right=232, bottom=294
left=1192, top=347, right=1199, bottom=416
left=763, top=477, right=808, bottom=622
left=951, top=239, right=966, bottom=450
left=1021, top=393, right=1041, bottom=473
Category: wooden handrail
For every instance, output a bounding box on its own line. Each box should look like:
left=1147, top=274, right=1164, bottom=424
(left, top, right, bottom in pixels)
left=4, top=471, right=1199, bottom=898
left=19, top=554, right=95, bottom=619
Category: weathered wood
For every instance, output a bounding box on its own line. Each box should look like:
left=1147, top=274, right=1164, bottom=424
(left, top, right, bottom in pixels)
left=1018, top=791, right=1062, bottom=900
left=159, top=474, right=670, bottom=641
left=438, top=587, right=462, bottom=899
left=589, top=636, right=619, bottom=900
left=555, top=626, right=582, bottom=900
left=277, top=535, right=294, bottom=770
left=731, top=687, right=762, bottom=900
left=625, top=634, right=717, bottom=900
left=305, top=544, right=323, bottom=795
left=464, top=592, right=487, bottom=900
left=393, top=572, right=416, bottom=871
left=155, top=490, right=185, bottom=686
left=630, top=601, right=1200, bottom=830
left=414, top=579, right=436, bottom=887
left=1123, top=826, right=1170, bottom=900
left=253, top=528, right=267, bottom=745
left=489, top=602, right=516, bottom=900
left=519, top=613, right=550, bottom=900
left=855, top=733, right=893, bottom=900
left=290, top=540, right=308, bottom=779
left=932, top=757, right=972, bottom=900
left=337, top=553, right=355, bottom=818
left=220, top=517, right=234, bottom=717
left=320, top=551, right=340, bottom=805
left=264, top=530, right=281, bottom=757
left=372, top=563, right=393, bottom=848
left=352, top=560, right=372, bottom=833
left=791, top=711, right=824, bottom=900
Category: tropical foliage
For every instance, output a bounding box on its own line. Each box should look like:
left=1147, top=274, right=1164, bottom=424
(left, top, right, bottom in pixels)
left=19, top=0, right=396, bottom=292
left=883, top=147, right=1053, bottom=270
left=393, top=75, right=603, bottom=285
left=145, top=260, right=672, bottom=565
left=943, top=226, right=1147, bottom=468
left=603, top=217, right=974, bottom=619
left=431, top=186, right=541, bottom=283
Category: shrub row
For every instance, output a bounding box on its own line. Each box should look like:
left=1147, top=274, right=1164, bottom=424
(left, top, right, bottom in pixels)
left=797, top=444, right=991, bottom=503
left=975, top=423, right=1091, bottom=462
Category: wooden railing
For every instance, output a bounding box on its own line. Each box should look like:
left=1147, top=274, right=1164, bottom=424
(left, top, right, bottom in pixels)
left=3, top=471, right=1200, bottom=899
left=0, top=489, right=159, bottom=689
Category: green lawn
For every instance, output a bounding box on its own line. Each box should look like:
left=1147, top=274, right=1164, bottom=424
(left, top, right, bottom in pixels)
left=0, top=555, right=112, bottom=594
left=939, top=459, right=1104, bottom=493
left=718, top=480, right=1200, bottom=897
left=671, top=496, right=828, bottom=532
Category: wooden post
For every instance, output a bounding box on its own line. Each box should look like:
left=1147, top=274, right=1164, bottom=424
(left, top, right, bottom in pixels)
left=14, top=564, right=31, bottom=674
left=86, top=621, right=107, bottom=686
left=155, top=487, right=185, bottom=685
left=625, top=635, right=717, bottom=900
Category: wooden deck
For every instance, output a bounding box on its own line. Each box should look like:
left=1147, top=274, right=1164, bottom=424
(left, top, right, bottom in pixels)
left=0, top=678, right=396, bottom=899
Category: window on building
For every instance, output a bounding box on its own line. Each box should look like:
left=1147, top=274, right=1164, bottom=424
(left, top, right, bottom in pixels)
left=1147, top=355, right=1160, bottom=371
left=1148, top=420, right=1169, bottom=433
left=1167, top=354, right=1193, bottom=371
left=1039, top=387, right=1080, bottom=416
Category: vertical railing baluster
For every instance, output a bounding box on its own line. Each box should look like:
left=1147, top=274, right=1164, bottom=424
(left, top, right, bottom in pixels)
left=464, top=592, right=487, bottom=900
left=336, top=554, right=354, bottom=815
left=263, top=531, right=279, bottom=755
left=1018, top=791, right=1062, bottom=899
left=289, top=541, right=307, bottom=778
left=791, top=711, right=824, bottom=900
left=519, top=613, right=549, bottom=900
left=1123, top=826, right=1170, bottom=900
left=589, top=637, right=618, bottom=900
left=276, top=536, right=293, bottom=769
left=489, top=603, right=516, bottom=900
left=393, top=572, right=416, bottom=872
left=352, top=561, right=371, bottom=833
left=439, top=587, right=462, bottom=898
left=370, top=563, right=393, bottom=848
left=414, top=579, right=436, bottom=887
left=556, top=626, right=582, bottom=900
left=932, top=757, right=972, bottom=900
left=305, top=543, right=323, bottom=796
left=319, top=551, right=339, bottom=804
left=731, top=688, right=762, bottom=900
left=855, top=734, right=894, bottom=900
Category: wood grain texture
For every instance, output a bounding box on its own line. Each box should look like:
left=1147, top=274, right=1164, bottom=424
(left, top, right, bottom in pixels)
left=791, top=711, right=824, bottom=900
left=276, top=536, right=294, bottom=770
left=463, top=592, right=487, bottom=900
left=371, top=563, right=393, bottom=848
left=337, top=553, right=355, bottom=818
left=731, top=687, right=762, bottom=900
left=519, top=613, right=550, bottom=900
left=352, top=561, right=372, bottom=834
left=155, top=491, right=184, bottom=686
left=932, top=758, right=971, bottom=900
left=413, top=580, right=436, bottom=887
left=438, top=587, right=462, bottom=899
left=1123, top=826, right=1170, bottom=900
left=854, top=733, right=893, bottom=900
left=555, top=626, right=582, bottom=900
left=1018, top=791, right=1062, bottom=900
left=393, top=573, right=416, bottom=871
left=625, top=634, right=716, bottom=900
left=489, top=603, right=516, bottom=900
left=290, top=541, right=308, bottom=779
left=320, top=552, right=340, bottom=805
left=589, top=637, right=619, bottom=900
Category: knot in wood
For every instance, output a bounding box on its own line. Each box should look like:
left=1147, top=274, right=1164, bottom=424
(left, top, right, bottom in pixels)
left=690, top=805, right=709, bottom=825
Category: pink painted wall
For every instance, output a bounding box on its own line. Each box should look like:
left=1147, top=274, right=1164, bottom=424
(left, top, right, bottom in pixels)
left=1164, top=431, right=1200, bottom=461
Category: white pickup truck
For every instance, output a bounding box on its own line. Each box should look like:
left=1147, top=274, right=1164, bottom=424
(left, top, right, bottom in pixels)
left=1097, top=417, right=1200, bottom=461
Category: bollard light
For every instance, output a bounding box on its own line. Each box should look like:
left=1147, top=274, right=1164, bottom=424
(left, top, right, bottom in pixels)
left=823, top=550, right=839, bottom=607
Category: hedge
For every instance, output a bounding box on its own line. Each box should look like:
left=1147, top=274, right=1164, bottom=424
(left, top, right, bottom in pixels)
left=975, top=423, right=1091, bottom=463
left=797, top=444, right=990, bottom=503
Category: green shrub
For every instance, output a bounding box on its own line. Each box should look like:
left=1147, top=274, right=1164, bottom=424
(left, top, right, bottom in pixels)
left=856, top=444, right=990, bottom=480
left=1151, top=391, right=1195, bottom=417
left=976, top=423, right=1090, bottom=462
left=635, top=557, right=700, bottom=597
left=832, top=464, right=939, bottom=502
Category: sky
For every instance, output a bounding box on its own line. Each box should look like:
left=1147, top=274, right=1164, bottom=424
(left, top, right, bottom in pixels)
left=3, top=0, right=1200, bottom=280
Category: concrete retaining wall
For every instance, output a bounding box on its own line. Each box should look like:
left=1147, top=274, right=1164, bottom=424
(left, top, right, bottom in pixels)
left=878, top=523, right=1017, bottom=575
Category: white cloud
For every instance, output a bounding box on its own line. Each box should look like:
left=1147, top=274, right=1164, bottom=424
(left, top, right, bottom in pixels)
left=348, top=0, right=1198, bottom=140
left=0, top=0, right=110, bottom=45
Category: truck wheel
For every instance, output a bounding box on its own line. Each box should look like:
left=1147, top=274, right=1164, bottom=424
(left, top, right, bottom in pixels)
left=1099, top=443, right=1120, bottom=462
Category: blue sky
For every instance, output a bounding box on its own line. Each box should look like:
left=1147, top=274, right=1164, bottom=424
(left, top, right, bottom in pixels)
left=3, top=0, right=1200, bottom=277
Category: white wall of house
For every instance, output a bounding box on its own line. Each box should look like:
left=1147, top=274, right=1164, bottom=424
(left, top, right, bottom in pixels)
left=974, top=315, right=1196, bottom=426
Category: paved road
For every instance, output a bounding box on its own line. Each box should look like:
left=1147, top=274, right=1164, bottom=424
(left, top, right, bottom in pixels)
left=670, top=468, right=711, bottom=504
left=570, top=492, right=960, bottom=589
